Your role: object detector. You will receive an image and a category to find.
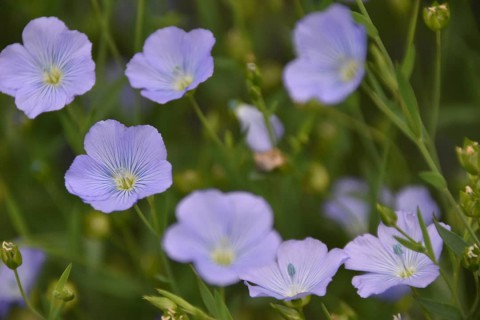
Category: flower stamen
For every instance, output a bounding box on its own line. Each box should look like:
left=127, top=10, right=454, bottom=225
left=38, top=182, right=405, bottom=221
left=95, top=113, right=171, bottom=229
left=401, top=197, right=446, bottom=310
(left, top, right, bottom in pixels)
left=43, top=66, right=63, bottom=86
left=113, top=169, right=137, bottom=191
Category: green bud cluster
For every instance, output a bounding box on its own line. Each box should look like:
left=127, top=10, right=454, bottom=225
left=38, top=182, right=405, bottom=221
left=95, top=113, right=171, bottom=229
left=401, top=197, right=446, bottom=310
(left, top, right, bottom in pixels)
left=1, top=241, right=22, bottom=270
left=423, top=2, right=450, bottom=32
left=462, top=244, right=480, bottom=272
left=456, top=139, right=480, bottom=218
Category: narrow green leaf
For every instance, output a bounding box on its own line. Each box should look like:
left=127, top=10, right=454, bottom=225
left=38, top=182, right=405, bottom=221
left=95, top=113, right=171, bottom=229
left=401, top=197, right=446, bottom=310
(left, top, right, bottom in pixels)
left=351, top=12, right=378, bottom=37
left=396, top=70, right=423, bottom=138
left=54, top=263, right=73, bottom=292
left=143, top=296, right=176, bottom=310
left=419, top=171, right=447, bottom=190
left=196, top=276, right=217, bottom=317
left=416, top=208, right=435, bottom=262
left=393, top=236, right=426, bottom=253
left=434, top=219, right=470, bottom=256
left=270, top=303, right=303, bottom=320
left=401, top=45, right=416, bottom=79
left=417, top=297, right=461, bottom=320
left=156, top=289, right=214, bottom=320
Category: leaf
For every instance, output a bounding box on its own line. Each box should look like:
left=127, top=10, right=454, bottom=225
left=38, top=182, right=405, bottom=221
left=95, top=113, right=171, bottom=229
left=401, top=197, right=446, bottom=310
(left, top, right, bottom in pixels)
left=143, top=296, right=176, bottom=310
left=54, top=263, right=73, bottom=293
left=417, top=297, right=462, bottom=320
left=351, top=12, right=378, bottom=37
left=396, top=70, right=423, bottom=138
left=401, top=45, right=416, bottom=79
left=156, top=289, right=214, bottom=320
left=214, top=290, right=234, bottom=320
left=197, top=276, right=217, bottom=317
left=270, top=303, right=303, bottom=320
left=416, top=207, right=435, bottom=261
left=393, top=236, right=426, bottom=253
left=434, top=219, right=470, bottom=256
left=419, top=171, right=447, bottom=190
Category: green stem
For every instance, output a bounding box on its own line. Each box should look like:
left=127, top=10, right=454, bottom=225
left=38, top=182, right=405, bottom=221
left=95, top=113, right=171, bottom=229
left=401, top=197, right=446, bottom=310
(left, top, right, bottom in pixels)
left=429, top=31, right=442, bottom=139
left=293, top=0, right=305, bottom=18
left=394, top=225, right=419, bottom=245
left=134, top=204, right=157, bottom=236
left=134, top=0, right=145, bottom=52
left=320, top=302, right=332, bottom=320
left=439, top=268, right=466, bottom=318
left=350, top=103, right=382, bottom=168
left=90, top=0, right=123, bottom=66
left=13, top=269, right=46, bottom=320
left=405, top=0, right=421, bottom=54
left=468, top=272, right=480, bottom=318
left=187, top=94, right=224, bottom=148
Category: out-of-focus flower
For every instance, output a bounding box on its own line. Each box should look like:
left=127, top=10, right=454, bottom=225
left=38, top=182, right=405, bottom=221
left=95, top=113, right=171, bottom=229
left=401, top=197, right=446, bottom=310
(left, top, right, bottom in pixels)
left=322, top=178, right=393, bottom=237
left=394, top=185, right=439, bottom=224
left=163, top=189, right=281, bottom=286
left=283, top=4, right=367, bottom=104
left=126, top=26, right=215, bottom=104
left=65, top=119, right=172, bottom=213
left=240, top=237, right=346, bottom=300
left=234, top=104, right=284, bottom=153
left=344, top=211, right=447, bottom=298
left=0, top=246, right=46, bottom=317
left=323, top=178, right=439, bottom=237
left=0, top=17, right=95, bottom=119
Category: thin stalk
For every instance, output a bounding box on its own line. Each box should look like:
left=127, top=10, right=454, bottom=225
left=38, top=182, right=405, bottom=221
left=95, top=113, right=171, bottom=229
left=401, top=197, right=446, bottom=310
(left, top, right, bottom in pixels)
left=134, top=204, right=157, bottom=236
left=429, top=31, right=442, bottom=139
left=394, top=225, right=418, bottom=245
left=320, top=302, right=332, bottom=320
left=14, top=269, right=46, bottom=320
left=134, top=0, right=145, bottom=52
left=405, top=0, right=421, bottom=53
left=147, top=196, right=160, bottom=234
left=439, top=268, right=466, bottom=318
left=187, top=94, right=224, bottom=148
left=90, top=0, right=123, bottom=66
left=350, top=103, right=382, bottom=168
left=468, top=272, right=480, bottom=318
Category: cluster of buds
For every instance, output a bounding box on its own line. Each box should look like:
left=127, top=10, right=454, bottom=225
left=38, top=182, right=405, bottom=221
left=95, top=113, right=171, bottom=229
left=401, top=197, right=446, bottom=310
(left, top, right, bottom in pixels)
left=463, top=244, right=480, bottom=272
left=456, top=139, right=480, bottom=217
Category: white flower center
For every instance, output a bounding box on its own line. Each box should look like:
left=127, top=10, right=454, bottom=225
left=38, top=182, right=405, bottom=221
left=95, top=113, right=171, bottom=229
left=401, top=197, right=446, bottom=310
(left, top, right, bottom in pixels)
left=393, top=244, right=417, bottom=279
left=339, top=59, right=359, bottom=82
left=210, top=238, right=235, bottom=266
left=43, top=66, right=63, bottom=86
left=173, top=74, right=193, bottom=91
left=113, top=168, right=137, bottom=191
left=284, top=263, right=307, bottom=297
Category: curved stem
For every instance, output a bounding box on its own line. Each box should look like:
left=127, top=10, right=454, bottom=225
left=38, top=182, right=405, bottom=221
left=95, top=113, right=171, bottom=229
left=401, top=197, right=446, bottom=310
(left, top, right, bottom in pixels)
left=320, top=302, right=332, bottom=320
left=134, top=0, right=145, bottom=52
left=134, top=204, right=157, bottom=236
left=187, top=94, right=224, bottom=148
left=13, top=269, right=46, bottom=320
left=405, top=0, right=421, bottom=54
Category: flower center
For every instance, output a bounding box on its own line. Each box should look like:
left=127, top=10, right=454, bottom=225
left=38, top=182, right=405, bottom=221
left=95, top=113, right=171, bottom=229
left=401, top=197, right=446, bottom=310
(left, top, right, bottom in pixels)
left=113, top=169, right=137, bottom=191
left=210, top=238, right=235, bottom=266
left=393, top=244, right=417, bottom=279
left=173, top=74, right=193, bottom=91
left=339, top=59, right=358, bottom=82
left=43, top=66, right=63, bottom=86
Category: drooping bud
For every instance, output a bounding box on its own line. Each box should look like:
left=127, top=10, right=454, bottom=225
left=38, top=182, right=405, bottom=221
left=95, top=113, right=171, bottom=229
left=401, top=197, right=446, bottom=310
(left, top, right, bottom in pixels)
left=456, top=138, right=480, bottom=175
left=462, top=244, right=480, bottom=272
left=423, top=2, right=450, bottom=32
left=1, top=241, right=23, bottom=269
left=377, top=204, right=398, bottom=227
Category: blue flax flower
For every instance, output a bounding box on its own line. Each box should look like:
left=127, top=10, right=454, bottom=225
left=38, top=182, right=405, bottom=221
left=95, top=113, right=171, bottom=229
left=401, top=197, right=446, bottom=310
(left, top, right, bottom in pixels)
left=0, top=246, right=46, bottom=317
left=163, top=189, right=281, bottom=286
left=240, top=237, right=347, bottom=300
left=344, top=211, right=447, bottom=298
left=126, top=26, right=215, bottom=104
left=0, top=17, right=95, bottom=119
left=65, top=120, right=172, bottom=213
left=234, top=103, right=284, bottom=152
left=283, top=4, right=367, bottom=104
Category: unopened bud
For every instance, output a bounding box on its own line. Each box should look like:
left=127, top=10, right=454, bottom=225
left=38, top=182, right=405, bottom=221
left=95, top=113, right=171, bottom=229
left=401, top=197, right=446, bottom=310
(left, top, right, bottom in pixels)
left=377, top=204, right=398, bottom=227
left=254, top=148, right=286, bottom=172
left=54, top=287, right=75, bottom=302
left=460, top=187, right=480, bottom=218
left=462, top=244, right=480, bottom=272
left=423, top=2, right=450, bottom=32
left=1, top=241, right=22, bottom=269
left=456, top=138, right=480, bottom=175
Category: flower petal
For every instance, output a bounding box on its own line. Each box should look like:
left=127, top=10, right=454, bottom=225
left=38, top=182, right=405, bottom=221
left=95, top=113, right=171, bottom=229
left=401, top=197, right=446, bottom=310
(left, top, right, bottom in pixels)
left=163, top=224, right=210, bottom=262
left=22, top=17, right=67, bottom=64
left=0, top=44, right=39, bottom=96
left=15, top=84, right=69, bottom=119
left=352, top=273, right=403, bottom=298
left=194, top=259, right=240, bottom=286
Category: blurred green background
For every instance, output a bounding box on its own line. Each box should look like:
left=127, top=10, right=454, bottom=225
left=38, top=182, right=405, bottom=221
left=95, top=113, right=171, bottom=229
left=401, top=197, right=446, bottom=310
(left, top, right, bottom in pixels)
left=1, top=0, right=480, bottom=319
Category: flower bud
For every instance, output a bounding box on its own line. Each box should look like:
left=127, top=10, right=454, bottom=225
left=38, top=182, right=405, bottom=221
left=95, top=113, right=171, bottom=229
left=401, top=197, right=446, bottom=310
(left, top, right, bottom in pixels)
left=456, top=138, right=480, bottom=175
left=1, top=241, right=23, bottom=269
left=254, top=148, right=286, bottom=172
left=84, top=211, right=111, bottom=239
left=423, top=2, right=450, bottom=32
left=377, top=204, right=398, bottom=227
left=54, top=287, right=76, bottom=302
left=460, top=186, right=480, bottom=217
left=462, top=244, right=480, bottom=272
left=285, top=295, right=311, bottom=309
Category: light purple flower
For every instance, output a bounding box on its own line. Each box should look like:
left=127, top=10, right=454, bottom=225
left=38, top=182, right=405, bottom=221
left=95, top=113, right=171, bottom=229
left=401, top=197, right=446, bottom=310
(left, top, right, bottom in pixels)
left=163, top=189, right=281, bottom=286
left=344, top=211, right=447, bottom=298
left=65, top=119, right=172, bottom=213
left=322, top=178, right=393, bottom=237
left=0, top=246, right=46, bottom=317
left=395, top=185, right=440, bottom=225
left=283, top=4, right=367, bottom=104
left=0, top=17, right=95, bottom=119
left=126, top=26, right=215, bottom=104
left=240, top=238, right=347, bottom=300
left=234, top=103, right=284, bottom=152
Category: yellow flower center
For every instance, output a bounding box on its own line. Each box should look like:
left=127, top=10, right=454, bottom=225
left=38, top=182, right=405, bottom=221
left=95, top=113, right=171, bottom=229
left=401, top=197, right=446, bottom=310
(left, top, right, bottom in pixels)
left=398, top=266, right=416, bottom=279
left=340, top=59, right=359, bottom=82
left=210, top=238, right=235, bottom=266
left=113, top=169, right=137, bottom=191
left=173, top=74, right=193, bottom=91
left=43, top=66, right=63, bottom=86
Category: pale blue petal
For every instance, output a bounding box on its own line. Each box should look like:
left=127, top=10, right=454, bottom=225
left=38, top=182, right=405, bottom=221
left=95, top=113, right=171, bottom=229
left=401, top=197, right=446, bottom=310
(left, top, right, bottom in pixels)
left=194, top=259, right=240, bottom=286
left=395, top=186, right=440, bottom=224
left=352, top=273, right=403, bottom=298
left=163, top=224, right=211, bottom=262
left=15, top=84, right=69, bottom=119
left=234, top=231, right=281, bottom=270
left=126, top=53, right=175, bottom=91
left=0, top=44, right=39, bottom=96
left=310, top=248, right=348, bottom=296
